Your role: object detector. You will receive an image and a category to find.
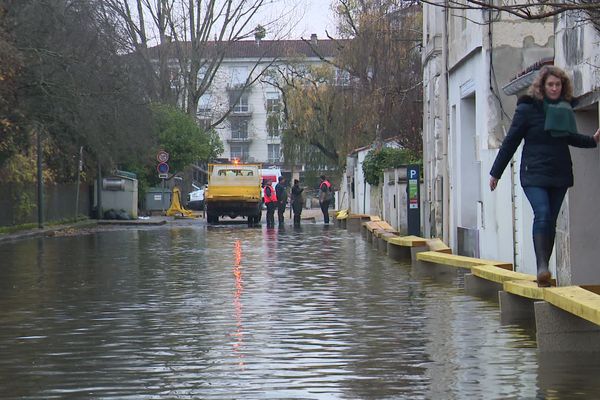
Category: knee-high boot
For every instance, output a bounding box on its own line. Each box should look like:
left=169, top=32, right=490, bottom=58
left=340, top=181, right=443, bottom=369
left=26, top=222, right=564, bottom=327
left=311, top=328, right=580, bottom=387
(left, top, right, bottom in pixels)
left=544, top=231, right=555, bottom=267
left=533, top=234, right=552, bottom=287
left=545, top=231, right=557, bottom=285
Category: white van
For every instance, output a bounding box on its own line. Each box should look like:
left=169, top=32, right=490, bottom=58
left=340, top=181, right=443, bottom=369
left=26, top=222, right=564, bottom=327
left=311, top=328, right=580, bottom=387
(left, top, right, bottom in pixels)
left=260, top=167, right=282, bottom=204
left=260, top=167, right=281, bottom=185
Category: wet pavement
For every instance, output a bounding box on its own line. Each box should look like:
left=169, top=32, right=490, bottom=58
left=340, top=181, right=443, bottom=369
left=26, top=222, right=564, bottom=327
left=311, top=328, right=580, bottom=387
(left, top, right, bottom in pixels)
left=1, top=219, right=600, bottom=399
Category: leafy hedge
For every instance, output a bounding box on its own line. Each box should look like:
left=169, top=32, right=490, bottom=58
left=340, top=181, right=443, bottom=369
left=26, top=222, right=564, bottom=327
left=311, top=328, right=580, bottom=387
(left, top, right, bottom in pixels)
left=362, top=147, right=419, bottom=186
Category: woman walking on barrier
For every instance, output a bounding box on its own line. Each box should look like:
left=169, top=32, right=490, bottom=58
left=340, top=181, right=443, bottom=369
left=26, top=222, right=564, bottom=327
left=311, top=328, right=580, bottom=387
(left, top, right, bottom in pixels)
left=489, top=65, right=600, bottom=287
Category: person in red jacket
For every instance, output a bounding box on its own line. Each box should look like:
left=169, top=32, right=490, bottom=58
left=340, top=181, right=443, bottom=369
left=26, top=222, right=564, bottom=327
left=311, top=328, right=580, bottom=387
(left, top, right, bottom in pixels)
left=319, top=175, right=332, bottom=224
left=263, top=179, right=277, bottom=228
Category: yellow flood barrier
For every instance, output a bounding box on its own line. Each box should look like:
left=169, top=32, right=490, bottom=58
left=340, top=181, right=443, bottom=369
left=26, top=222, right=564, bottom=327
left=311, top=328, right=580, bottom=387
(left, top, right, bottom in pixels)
left=425, top=238, right=452, bottom=253
left=543, top=286, right=600, bottom=327
left=386, top=235, right=427, bottom=247
left=336, top=209, right=348, bottom=220
left=166, top=187, right=194, bottom=217
left=503, top=280, right=545, bottom=300
left=472, top=264, right=536, bottom=284
left=416, top=251, right=513, bottom=271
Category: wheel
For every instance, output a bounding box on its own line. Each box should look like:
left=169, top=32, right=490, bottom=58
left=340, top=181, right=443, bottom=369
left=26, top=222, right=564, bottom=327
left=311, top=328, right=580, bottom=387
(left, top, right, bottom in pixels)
left=207, top=212, right=218, bottom=224
left=255, top=204, right=262, bottom=223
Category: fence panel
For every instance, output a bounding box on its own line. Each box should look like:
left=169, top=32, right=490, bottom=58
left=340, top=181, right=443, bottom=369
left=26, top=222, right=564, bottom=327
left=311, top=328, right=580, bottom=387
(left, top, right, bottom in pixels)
left=0, top=183, right=91, bottom=227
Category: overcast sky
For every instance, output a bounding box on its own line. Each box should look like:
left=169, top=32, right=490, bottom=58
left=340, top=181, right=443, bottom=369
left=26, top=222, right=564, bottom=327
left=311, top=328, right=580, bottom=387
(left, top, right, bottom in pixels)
left=259, top=0, right=338, bottom=40
left=293, top=0, right=337, bottom=39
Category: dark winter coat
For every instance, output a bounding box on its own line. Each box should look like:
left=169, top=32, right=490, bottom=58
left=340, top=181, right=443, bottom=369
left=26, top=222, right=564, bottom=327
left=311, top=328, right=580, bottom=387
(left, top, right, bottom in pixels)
left=275, top=182, right=287, bottom=205
left=291, top=184, right=304, bottom=213
left=490, top=95, right=596, bottom=188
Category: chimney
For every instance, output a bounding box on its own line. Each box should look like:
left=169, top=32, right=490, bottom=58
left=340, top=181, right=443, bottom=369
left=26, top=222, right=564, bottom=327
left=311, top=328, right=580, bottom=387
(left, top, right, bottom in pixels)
left=255, top=32, right=261, bottom=46
left=310, top=33, right=317, bottom=46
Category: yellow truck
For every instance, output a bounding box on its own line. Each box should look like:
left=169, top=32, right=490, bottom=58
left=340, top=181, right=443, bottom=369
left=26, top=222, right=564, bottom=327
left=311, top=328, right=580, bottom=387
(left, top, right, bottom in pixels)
left=204, top=163, right=263, bottom=225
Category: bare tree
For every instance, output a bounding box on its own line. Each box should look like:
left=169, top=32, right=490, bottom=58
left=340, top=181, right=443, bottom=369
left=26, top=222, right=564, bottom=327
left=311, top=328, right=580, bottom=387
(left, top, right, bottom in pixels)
left=260, top=57, right=378, bottom=170
left=418, top=0, right=599, bottom=29
left=102, top=0, right=298, bottom=126
left=320, top=0, right=423, bottom=156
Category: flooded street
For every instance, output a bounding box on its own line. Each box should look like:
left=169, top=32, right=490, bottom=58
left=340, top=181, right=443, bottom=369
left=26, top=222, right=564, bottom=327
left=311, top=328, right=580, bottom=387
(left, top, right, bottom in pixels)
left=1, top=223, right=600, bottom=399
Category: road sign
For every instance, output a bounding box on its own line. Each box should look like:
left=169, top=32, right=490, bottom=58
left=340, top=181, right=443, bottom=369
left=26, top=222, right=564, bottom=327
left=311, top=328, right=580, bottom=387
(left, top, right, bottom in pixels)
left=157, top=150, right=169, bottom=163
left=158, top=173, right=169, bottom=179
left=157, top=162, right=169, bottom=174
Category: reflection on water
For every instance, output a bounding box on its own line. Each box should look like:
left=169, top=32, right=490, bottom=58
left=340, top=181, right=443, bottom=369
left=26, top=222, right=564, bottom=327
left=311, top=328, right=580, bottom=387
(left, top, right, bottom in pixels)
left=0, top=224, right=598, bottom=399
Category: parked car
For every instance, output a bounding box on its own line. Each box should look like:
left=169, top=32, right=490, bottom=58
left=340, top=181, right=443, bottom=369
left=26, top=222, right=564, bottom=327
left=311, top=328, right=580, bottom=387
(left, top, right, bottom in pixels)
left=187, top=186, right=206, bottom=210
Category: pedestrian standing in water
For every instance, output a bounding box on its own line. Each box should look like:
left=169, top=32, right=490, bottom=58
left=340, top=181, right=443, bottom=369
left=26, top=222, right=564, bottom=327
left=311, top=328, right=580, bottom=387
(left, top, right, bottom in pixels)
left=275, top=176, right=288, bottom=227
left=489, top=65, right=600, bottom=287
left=263, top=179, right=277, bottom=228
left=290, top=179, right=304, bottom=227
left=319, top=175, right=332, bottom=224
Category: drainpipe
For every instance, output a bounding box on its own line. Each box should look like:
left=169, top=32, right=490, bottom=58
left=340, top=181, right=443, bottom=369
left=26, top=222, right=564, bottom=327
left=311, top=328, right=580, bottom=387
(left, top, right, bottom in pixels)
left=37, top=126, right=44, bottom=229
left=441, top=0, right=450, bottom=245
left=97, top=161, right=103, bottom=220
left=363, top=180, right=366, bottom=214
left=510, top=155, right=518, bottom=270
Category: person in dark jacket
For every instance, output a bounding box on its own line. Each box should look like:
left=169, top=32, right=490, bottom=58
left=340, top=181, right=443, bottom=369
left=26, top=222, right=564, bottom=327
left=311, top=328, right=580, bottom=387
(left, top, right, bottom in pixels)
left=490, top=65, right=600, bottom=287
left=290, top=179, right=304, bottom=227
left=275, top=176, right=288, bottom=227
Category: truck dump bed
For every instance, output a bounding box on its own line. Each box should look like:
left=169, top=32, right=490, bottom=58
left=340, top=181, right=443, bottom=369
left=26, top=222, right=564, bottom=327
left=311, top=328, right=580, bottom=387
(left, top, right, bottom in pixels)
left=204, top=164, right=262, bottom=225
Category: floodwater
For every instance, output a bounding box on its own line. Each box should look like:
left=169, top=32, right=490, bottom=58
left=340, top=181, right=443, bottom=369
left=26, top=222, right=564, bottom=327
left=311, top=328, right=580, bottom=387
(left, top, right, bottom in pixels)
left=1, top=223, right=599, bottom=399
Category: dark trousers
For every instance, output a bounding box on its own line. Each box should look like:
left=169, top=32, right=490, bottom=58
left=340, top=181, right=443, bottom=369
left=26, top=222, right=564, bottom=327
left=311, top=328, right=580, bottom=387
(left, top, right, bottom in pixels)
left=292, top=202, right=302, bottom=226
left=523, top=186, right=568, bottom=236
left=266, top=202, right=276, bottom=227
left=320, top=200, right=331, bottom=224
left=523, top=186, right=567, bottom=283
left=277, top=202, right=286, bottom=226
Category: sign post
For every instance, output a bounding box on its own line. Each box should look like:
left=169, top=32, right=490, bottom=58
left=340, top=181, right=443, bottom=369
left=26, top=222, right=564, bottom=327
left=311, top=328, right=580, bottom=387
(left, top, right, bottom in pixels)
left=156, top=151, right=170, bottom=213
left=406, top=165, right=421, bottom=236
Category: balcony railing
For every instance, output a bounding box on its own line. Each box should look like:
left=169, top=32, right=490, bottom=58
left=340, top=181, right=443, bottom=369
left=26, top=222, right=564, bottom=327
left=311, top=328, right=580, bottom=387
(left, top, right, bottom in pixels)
left=226, top=83, right=247, bottom=91
left=266, top=135, right=281, bottom=144
left=229, top=107, right=252, bottom=117
left=227, top=133, right=253, bottom=143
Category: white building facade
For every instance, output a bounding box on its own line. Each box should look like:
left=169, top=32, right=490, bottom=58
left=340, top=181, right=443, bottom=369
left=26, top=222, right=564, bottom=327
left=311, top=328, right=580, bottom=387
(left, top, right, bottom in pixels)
left=552, top=11, right=600, bottom=285
left=423, top=2, right=600, bottom=284
left=422, top=2, right=554, bottom=271
left=195, top=37, right=338, bottom=170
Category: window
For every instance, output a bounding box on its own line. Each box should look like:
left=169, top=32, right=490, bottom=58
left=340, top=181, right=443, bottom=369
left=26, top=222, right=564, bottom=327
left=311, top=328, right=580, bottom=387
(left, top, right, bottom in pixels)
left=335, top=68, right=351, bottom=86
left=268, top=144, right=280, bottom=163
left=230, top=144, right=250, bottom=161
left=266, top=91, right=281, bottom=113
left=197, top=118, right=212, bottom=131
left=198, top=94, right=211, bottom=113
left=267, top=114, right=280, bottom=137
left=168, top=65, right=181, bottom=89
left=230, top=66, right=249, bottom=87
left=232, top=93, right=249, bottom=113
left=266, top=98, right=280, bottom=113
left=198, top=64, right=208, bottom=81
left=230, top=119, right=248, bottom=139
left=266, top=91, right=281, bottom=136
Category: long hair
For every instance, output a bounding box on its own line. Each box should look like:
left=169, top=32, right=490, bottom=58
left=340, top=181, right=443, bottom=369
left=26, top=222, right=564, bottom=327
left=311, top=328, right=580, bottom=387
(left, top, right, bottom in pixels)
left=527, top=65, right=574, bottom=101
